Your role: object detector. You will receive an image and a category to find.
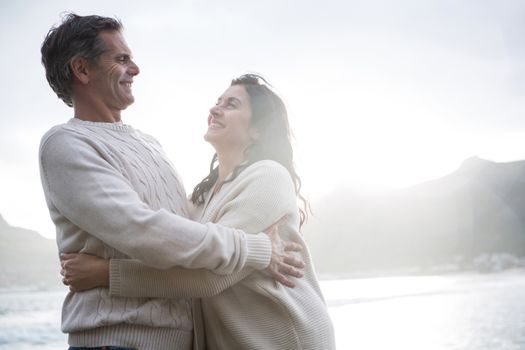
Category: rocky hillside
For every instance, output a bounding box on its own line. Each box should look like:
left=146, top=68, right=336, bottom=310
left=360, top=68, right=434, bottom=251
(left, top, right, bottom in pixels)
left=304, top=157, right=525, bottom=276
left=0, top=214, right=60, bottom=289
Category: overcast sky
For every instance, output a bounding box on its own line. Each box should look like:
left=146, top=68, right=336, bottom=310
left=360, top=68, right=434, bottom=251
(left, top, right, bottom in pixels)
left=1, top=0, right=524, bottom=238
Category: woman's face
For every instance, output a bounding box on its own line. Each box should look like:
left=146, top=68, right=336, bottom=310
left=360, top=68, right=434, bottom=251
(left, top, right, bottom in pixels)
left=204, top=84, right=258, bottom=154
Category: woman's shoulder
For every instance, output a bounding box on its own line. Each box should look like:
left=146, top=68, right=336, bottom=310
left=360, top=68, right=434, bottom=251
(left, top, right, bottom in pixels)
left=236, top=160, right=295, bottom=194
left=242, top=160, right=290, bottom=179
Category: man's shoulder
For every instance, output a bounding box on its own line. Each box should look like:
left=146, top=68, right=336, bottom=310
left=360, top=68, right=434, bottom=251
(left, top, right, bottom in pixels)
left=39, top=120, right=96, bottom=156
left=40, top=122, right=73, bottom=148
left=40, top=119, right=115, bottom=147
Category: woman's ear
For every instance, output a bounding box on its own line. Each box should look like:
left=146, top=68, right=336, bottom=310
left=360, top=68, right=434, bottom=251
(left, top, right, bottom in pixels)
left=70, top=57, right=90, bottom=85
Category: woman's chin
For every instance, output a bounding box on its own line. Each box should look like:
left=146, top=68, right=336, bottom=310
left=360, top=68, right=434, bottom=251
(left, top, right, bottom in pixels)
left=204, top=133, right=221, bottom=149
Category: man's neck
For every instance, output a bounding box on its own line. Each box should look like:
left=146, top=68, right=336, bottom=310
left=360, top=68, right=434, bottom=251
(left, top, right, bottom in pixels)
left=74, top=109, right=122, bottom=123
left=73, top=98, right=122, bottom=123
left=74, top=113, right=122, bottom=123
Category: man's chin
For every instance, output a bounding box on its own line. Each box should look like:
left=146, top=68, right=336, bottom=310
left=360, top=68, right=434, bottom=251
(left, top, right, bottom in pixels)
left=119, top=97, right=135, bottom=110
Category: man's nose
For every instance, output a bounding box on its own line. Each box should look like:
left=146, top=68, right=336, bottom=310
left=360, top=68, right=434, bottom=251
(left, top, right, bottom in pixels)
left=129, top=60, right=140, bottom=76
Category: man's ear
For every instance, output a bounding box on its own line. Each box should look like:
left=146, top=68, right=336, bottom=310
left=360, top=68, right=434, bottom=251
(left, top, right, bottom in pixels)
left=70, top=57, right=90, bottom=85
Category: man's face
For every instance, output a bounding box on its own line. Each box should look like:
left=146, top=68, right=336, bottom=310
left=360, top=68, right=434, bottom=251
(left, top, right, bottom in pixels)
left=88, top=30, right=140, bottom=111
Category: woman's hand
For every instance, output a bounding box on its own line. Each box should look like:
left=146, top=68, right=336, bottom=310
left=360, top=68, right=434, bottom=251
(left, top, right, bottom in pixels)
left=60, top=253, right=110, bottom=292
left=263, top=220, right=305, bottom=288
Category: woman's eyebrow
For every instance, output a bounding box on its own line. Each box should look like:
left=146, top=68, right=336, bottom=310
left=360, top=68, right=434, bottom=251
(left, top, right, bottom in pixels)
left=226, top=97, right=242, bottom=104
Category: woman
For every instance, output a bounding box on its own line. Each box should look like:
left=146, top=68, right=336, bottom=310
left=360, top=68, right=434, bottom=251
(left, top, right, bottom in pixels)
left=62, top=74, right=336, bottom=349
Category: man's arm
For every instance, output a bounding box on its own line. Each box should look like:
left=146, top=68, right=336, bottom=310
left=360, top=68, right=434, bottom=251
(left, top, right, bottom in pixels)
left=40, top=129, right=270, bottom=274
left=61, top=160, right=305, bottom=295
left=108, top=160, right=304, bottom=296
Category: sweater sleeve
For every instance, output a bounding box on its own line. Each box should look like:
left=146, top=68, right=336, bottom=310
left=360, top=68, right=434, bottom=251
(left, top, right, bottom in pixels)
left=108, top=161, right=299, bottom=298
left=39, top=130, right=271, bottom=273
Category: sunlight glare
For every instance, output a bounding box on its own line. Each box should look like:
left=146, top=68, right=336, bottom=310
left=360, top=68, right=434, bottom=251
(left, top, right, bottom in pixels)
left=290, top=84, right=470, bottom=197
left=322, top=275, right=470, bottom=350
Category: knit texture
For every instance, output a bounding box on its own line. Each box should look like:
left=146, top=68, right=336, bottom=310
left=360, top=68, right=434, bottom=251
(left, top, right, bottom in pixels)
left=39, top=118, right=272, bottom=349
left=110, top=160, right=336, bottom=349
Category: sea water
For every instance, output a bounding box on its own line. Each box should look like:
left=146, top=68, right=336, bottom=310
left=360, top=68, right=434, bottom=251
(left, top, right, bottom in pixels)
left=0, top=289, right=65, bottom=349
left=1, top=271, right=525, bottom=350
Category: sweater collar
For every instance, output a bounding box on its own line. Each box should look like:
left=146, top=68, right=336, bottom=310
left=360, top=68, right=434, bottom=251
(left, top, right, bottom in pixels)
left=68, top=118, right=134, bottom=133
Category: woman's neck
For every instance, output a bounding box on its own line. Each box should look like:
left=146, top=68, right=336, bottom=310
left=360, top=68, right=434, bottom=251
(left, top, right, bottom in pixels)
left=216, top=149, right=245, bottom=183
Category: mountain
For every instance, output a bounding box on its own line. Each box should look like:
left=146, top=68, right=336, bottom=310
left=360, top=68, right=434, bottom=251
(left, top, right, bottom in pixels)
left=0, top=214, right=60, bottom=289
left=304, top=157, right=525, bottom=277
left=2, top=156, right=525, bottom=285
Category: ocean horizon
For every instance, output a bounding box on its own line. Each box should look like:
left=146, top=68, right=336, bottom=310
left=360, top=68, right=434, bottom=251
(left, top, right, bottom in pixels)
left=2, top=270, right=525, bottom=350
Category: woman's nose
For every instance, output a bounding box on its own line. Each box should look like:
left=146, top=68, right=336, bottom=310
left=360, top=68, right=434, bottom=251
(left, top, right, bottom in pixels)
left=210, top=105, right=221, bottom=116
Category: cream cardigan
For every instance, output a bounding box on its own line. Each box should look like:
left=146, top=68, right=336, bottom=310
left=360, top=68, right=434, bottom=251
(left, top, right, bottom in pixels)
left=110, top=160, right=336, bottom=349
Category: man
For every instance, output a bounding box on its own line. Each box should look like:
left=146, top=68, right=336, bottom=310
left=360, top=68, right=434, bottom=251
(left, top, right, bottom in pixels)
left=40, top=13, right=303, bottom=350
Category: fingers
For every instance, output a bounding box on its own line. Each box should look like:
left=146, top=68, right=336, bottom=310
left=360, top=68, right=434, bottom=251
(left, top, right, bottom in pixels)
left=61, top=260, right=72, bottom=275
left=275, top=214, right=288, bottom=226
left=266, top=268, right=300, bottom=288
left=283, top=241, right=302, bottom=252
left=283, top=255, right=305, bottom=270
left=60, top=261, right=72, bottom=279
left=60, top=254, right=83, bottom=292
left=264, top=215, right=287, bottom=235
left=274, top=273, right=296, bottom=288
left=60, top=253, right=77, bottom=261
left=279, top=262, right=303, bottom=278
left=264, top=223, right=279, bottom=236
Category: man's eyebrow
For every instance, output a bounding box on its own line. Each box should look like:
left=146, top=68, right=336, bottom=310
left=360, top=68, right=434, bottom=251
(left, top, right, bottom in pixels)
left=114, top=53, right=132, bottom=59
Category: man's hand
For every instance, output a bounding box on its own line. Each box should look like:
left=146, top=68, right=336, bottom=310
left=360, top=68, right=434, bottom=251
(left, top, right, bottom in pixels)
left=263, top=220, right=305, bottom=288
left=60, top=253, right=110, bottom=292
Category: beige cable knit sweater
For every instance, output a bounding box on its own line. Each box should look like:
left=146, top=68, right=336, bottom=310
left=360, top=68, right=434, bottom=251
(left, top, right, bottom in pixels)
left=109, top=160, right=336, bottom=350
left=39, top=118, right=272, bottom=350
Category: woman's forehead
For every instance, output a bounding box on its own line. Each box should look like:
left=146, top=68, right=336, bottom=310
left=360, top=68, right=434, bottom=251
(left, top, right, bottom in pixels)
left=221, top=85, right=249, bottom=100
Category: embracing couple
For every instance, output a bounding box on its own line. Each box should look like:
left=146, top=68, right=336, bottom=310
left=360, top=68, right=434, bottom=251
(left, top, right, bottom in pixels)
left=39, top=13, right=335, bottom=350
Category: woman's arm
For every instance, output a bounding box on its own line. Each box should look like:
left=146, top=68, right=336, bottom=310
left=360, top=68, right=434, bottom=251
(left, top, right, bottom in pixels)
left=60, top=252, right=252, bottom=297
left=62, top=161, right=304, bottom=298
